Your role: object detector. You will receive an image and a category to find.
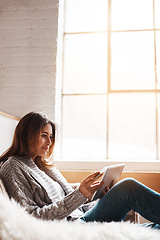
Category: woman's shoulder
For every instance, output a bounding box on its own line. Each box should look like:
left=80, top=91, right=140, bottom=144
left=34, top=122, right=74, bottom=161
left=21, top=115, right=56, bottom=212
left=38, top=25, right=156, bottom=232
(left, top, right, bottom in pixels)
left=0, top=156, right=20, bottom=181
left=1, top=155, right=28, bottom=173
left=0, top=156, right=33, bottom=184
left=1, top=156, right=17, bottom=167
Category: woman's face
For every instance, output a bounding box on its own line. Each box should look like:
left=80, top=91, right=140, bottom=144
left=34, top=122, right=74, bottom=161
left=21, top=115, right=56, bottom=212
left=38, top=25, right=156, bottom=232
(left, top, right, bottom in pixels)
left=31, top=124, right=53, bottom=159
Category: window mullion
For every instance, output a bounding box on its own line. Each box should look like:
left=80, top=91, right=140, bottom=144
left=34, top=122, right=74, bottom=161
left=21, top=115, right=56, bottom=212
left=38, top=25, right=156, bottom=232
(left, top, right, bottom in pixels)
left=153, top=0, right=159, bottom=159
left=106, top=0, right=112, bottom=159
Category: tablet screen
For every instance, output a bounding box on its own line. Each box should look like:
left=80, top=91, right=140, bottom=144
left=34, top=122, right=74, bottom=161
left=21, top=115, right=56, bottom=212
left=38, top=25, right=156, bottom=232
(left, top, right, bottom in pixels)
left=92, top=163, right=125, bottom=201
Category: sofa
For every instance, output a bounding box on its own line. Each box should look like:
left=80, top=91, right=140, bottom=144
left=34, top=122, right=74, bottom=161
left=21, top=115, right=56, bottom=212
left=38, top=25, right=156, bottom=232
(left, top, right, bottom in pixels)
left=0, top=178, right=159, bottom=240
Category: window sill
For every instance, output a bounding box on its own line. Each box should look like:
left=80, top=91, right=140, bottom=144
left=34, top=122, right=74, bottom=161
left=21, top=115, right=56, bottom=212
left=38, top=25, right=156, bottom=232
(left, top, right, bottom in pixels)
left=55, top=159, right=160, bottom=172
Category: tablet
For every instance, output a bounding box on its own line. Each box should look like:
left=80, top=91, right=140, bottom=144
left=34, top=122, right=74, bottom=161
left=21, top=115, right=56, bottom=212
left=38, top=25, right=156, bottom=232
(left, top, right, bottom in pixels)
left=92, top=163, right=125, bottom=201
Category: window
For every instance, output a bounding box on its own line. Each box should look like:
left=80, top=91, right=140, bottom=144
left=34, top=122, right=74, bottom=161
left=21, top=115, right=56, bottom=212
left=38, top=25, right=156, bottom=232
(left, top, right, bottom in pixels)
left=55, top=0, right=160, bottom=169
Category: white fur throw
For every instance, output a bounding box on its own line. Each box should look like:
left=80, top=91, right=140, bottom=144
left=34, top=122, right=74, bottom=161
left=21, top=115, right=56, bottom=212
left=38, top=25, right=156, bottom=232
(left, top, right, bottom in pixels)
left=0, top=193, right=159, bottom=240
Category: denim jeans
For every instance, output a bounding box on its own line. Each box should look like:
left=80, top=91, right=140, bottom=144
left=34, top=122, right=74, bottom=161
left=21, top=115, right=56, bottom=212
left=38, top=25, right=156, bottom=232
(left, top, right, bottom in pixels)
left=84, top=178, right=160, bottom=229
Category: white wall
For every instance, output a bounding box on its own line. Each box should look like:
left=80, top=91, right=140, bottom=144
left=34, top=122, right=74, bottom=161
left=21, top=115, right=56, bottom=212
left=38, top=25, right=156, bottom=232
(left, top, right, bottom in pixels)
left=0, top=0, right=59, bottom=121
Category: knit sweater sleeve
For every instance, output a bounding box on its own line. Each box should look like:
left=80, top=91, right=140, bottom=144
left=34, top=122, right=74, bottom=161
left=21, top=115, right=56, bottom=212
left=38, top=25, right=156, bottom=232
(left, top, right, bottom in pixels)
left=0, top=158, right=87, bottom=221
left=45, top=167, right=97, bottom=213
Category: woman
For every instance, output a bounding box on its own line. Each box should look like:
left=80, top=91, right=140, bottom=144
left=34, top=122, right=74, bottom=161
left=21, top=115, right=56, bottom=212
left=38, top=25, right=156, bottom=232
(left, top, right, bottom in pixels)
left=0, top=112, right=160, bottom=227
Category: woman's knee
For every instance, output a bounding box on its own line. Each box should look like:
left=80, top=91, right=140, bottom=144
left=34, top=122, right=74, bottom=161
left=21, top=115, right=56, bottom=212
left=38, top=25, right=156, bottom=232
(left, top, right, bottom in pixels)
left=116, top=177, right=139, bottom=190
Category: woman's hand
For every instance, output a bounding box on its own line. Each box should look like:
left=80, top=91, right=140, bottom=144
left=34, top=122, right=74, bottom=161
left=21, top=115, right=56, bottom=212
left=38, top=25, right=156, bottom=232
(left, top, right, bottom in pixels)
left=101, top=180, right=115, bottom=198
left=79, top=172, right=104, bottom=201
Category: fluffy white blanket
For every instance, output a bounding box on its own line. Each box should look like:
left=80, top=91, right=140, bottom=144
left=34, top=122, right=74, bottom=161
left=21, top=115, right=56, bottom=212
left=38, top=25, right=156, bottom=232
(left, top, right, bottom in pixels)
left=0, top=194, right=159, bottom=240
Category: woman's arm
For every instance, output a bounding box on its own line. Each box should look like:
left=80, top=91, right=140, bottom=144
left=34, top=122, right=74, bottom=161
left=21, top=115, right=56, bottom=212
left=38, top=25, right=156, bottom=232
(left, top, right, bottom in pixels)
left=45, top=167, right=99, bottom=212
left=0, top=159, right=87, bottom=221
left=46, top=167, right=104, bottom=200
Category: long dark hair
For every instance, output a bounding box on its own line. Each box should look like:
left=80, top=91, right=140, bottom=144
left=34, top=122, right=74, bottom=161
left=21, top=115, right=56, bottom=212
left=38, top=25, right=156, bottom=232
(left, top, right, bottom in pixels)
left=0, top=112, right=56, bottom=170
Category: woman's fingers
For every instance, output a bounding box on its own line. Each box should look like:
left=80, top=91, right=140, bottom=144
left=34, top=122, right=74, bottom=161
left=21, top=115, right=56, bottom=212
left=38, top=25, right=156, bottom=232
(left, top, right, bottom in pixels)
left=83, top=171, right=103, bottom=184
left=79, top=179, right=104, bottom=200
left=105, top=186, right=109, bottom=192
left=109, top=180, right=115, bottom=189
left=89, top=181, right=104, bottom=190
left=79, top=171, right=105, bottom=200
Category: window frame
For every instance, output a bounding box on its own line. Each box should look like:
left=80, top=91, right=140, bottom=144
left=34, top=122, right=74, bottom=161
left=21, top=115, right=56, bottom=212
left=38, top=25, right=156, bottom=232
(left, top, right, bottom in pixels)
left=55, top=0, right=160, bottom=171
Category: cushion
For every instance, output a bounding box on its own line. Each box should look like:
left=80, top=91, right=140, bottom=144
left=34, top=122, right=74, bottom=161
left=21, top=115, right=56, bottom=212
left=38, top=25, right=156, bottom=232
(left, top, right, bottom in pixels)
left=0, top=193, right=159, bottom=240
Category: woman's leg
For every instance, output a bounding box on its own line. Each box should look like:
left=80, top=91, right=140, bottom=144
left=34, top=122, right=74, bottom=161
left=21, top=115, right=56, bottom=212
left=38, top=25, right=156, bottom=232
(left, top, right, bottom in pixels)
left=84, top=178, right=160, bottom=224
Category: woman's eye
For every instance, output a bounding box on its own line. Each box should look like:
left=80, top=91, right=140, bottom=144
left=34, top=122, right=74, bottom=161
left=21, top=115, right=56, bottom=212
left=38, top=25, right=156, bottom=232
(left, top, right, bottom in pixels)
left=41, top=134, right=46, bottom=137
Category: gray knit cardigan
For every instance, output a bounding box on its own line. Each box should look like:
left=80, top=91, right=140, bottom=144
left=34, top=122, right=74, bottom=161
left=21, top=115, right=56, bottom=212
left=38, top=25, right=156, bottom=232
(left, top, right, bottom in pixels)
left=0, top=156, right=95, bottom=222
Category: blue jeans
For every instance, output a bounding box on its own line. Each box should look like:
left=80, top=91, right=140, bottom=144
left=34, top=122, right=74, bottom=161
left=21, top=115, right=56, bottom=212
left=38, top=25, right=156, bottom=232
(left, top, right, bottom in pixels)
left=84, top=178, right=160, bottom=229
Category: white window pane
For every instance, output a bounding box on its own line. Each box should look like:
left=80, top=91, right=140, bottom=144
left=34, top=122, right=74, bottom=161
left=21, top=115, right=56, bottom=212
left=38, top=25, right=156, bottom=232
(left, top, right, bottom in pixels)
left=156, top=31, right=160, bottom=89
left=108, top=93, right=156, bottom=160
left=63, top=33, right=107, bottom=94
left=111, top=31, right=155, bottom=90
left=155, top=0, right=160, bottom=29
left=64, top=0, right=108, bottom=33
left=62, top=95, right=107, bottom=159
left=111, top=0, right=153, bottom=31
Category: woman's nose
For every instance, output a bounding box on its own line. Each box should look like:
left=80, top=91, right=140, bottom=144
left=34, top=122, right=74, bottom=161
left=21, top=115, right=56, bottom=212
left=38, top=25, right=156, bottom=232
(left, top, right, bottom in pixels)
left=46, top=136, right=51, bottom=145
